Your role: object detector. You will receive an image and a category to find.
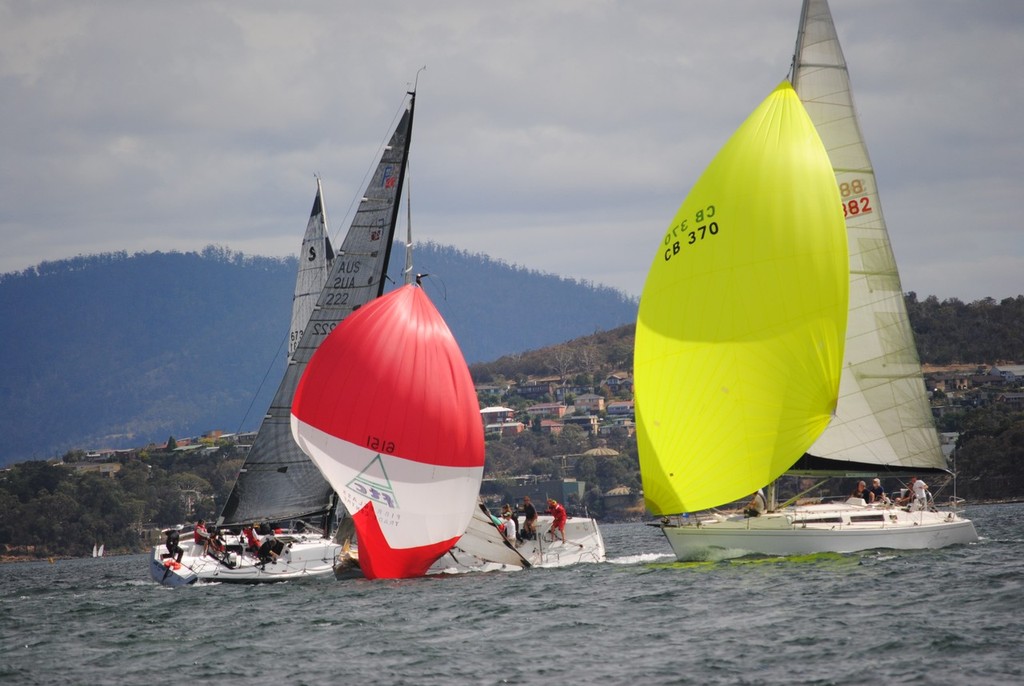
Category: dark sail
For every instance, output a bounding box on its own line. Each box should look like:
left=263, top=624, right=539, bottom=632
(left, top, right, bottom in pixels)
left=219, top=95, right=416, bottom=527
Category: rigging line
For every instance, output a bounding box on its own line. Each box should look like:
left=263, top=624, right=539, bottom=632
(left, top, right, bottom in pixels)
left=329, top=93, right=412, bottom=247
left=234, top=329, right=289, bottom=435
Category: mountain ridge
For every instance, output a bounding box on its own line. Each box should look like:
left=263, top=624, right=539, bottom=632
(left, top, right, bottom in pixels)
left=0, top=243, right=637, bottom=466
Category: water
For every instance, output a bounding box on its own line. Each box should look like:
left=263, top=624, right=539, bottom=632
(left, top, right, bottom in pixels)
left=2, top=503, right=1022, bottom=685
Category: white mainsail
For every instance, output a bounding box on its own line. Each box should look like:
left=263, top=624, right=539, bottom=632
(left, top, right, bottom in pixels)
left=792, top=0, right=946, bottom=474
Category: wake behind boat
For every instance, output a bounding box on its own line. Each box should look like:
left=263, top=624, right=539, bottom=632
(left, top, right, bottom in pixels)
left=640, top=0, right=977, bottom=560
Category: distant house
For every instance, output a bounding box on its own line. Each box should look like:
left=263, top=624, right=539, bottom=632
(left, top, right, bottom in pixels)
left=992, top=365, right=1024, bottom=383
left=599, top=418, right=635, bottom=437
left=512, top=379, right=558, bottom=401
left=525, top=402, right=568, bottom=419
left=603, top=373, right=633, bottom=392
left=480, top=406, right=517, bottom=425
left=574, top=393, right=605, bottom=414
left=606, top=400, right=634, bottom=417
left=539, top=419, right=564, bottom=435
left=564, top=415, right=600, bottom=435
left=927, top=372, right=971, bottom=393
left=554, top=384, right=594, bottom=402
left=481, top=406, right=523, bottom=437
left=996, top=392, right=1024, bottom=410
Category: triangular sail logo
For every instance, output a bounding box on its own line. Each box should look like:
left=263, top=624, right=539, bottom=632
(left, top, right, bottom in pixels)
left=345, top=454, right=399, bottom=509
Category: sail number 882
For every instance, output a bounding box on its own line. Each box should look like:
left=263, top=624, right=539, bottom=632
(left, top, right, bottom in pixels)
left=663, top=206, right=719, bottom=262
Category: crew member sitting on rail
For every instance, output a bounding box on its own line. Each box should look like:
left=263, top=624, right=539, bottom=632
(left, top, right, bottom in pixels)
left=744, top=489, right=767, bottom=517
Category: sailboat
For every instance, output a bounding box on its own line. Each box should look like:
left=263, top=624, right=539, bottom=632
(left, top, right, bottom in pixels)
left=291, top=282, right=485, bottom=580
left=641, top=0, right=978, bottom=561
left=149, top=92, right=416, bottom=586
left=433, top=501, right=606, bottom=573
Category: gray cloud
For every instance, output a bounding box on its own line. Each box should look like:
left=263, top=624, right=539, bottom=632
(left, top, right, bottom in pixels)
left=1, top=1, right=1021, bottom=302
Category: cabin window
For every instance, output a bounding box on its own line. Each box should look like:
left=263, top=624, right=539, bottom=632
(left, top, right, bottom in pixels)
left=849, top=515, right=885, bottom=523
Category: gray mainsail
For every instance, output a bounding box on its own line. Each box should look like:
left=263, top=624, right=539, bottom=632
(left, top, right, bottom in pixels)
left=789, top=0, right=946, bottom=477
left=219, top=93, right=416, bottom=527
left=289, top=177, right=335, bottom=362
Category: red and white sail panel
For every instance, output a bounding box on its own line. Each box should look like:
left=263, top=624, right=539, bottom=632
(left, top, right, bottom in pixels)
left=291, top=284, right=484, bottom=579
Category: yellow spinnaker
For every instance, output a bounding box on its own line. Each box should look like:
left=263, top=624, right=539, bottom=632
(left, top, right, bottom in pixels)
left=634, top=82, right=848, bottom=515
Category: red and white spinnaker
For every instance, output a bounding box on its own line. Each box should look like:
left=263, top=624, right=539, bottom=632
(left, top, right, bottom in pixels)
left=290, top=284, right=484, bottom=579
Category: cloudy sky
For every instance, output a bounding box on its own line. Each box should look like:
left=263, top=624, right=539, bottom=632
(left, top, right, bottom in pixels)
left=2, top=1, right=1021, bottom=302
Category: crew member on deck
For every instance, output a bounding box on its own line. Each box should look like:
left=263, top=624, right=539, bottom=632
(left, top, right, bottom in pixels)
left=744, top=489, right=767, bottom=517
left=521, top=496, right=538, bottom=540
left=194, top=519, right=210, bottom=555
left=868, top=478, right=886, bottom=504
left=547, top=498, right=567, bottom=543
left=164, top=528, right=183, bottom=562
left=242, top=523, right=261, bottom=556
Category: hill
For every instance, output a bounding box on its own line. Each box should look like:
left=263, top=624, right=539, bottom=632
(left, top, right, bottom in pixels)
left=0, top=244, right=637, bottom=465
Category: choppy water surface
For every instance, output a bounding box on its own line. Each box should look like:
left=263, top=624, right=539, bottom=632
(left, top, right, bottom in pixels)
left=2, top=503, right=1022, bottom=685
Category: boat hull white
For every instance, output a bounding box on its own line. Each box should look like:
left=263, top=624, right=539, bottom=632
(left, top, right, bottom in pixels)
left=661, top=501, right=978, bottom=561
left=150, top=534, right=341, bottom=586
left=434, top=514, right=606, bottom=573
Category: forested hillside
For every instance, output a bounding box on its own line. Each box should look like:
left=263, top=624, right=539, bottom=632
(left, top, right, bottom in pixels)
left=0, top=244, right=637, bottom=466
left=2, top=293, right=1022, bottom=560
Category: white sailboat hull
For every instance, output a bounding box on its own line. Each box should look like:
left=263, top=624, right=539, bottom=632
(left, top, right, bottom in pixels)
left=661, top=501, right=978, bottom=561
left=435, top=514, right=606, bottom=573
left=150, top=534, right=341, bottom=586
left=332, top=513, right=606, bottom=578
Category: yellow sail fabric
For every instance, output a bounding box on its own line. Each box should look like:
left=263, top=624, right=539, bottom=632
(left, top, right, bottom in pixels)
left=634, top=81, right=848, bottom=515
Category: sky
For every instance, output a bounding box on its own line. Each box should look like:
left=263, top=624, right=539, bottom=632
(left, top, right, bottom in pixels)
left=2, top=1, right=1021, bottom=302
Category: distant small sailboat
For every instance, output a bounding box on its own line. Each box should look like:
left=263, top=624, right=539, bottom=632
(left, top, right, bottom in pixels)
left=291, top=283, right=485, bottom=580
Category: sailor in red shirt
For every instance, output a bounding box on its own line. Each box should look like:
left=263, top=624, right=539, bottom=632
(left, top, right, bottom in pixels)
left=242, top=523, right=261, bottom=556
left=546, top=499, right=567, bottom=543
left=193, top=519, right=210, bottom=555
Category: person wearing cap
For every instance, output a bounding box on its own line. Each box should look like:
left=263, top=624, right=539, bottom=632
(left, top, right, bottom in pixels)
left=546, top=498, right=567, bottom=543
left=868, top=478, right=886, bottom=504
left=500, top=504, right=518, bottom=542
